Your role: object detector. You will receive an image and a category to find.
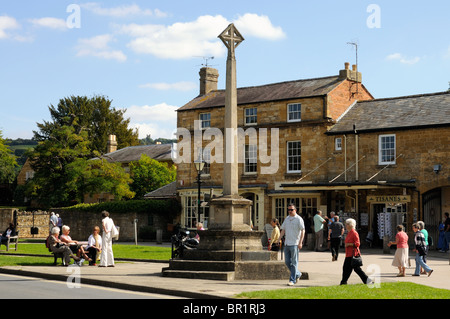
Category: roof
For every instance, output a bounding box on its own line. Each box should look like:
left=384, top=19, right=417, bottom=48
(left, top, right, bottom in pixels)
left=177, top=76, right=345, bottom=112
left=328, top=91, right=450, bottom=134
left=144, top=181, right=177, bottom=199
left=95, top=144, right=173, bottom=163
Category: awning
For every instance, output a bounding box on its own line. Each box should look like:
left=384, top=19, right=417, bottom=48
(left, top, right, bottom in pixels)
left=278, top=180, right=416, bottom=191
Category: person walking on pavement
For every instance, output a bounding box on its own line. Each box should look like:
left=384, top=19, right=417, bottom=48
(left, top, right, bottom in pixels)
left=340, top=218, right=371, bottom=285
left=412, top=223, right=433, bottom=277
left=313, top=210, right=328, bottom=251
left=440, top=212, right=450, bottom=252
left=280, top=204, right=305, bottom=286
left=328, top=215, right=344, bottom=261
left=388, top=225, right=409, bottom=277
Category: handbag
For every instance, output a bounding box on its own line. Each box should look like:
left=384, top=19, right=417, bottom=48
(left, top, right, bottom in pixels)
left=351, top=247, right=363, bottom=268
left=111, top=221, right=119, bottom=240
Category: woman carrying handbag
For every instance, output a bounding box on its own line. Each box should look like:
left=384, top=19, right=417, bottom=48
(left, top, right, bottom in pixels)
left=99, top=210, right=115, bottom=267
left=340, top=218, right=371, bottom=285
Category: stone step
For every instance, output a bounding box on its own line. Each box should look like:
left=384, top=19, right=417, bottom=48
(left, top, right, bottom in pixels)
left=161, top=268, right=235, bottom=281
left=169, top=259, right=235, bottom=271
left=182, top=249, right=279, bottom=261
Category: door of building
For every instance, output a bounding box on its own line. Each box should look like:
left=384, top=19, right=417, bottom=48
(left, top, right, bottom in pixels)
left=423, top=188, right=441, bottom=249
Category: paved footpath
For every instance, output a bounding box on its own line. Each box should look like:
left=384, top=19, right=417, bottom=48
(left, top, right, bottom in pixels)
left=0, top=249, right=448, bottom=299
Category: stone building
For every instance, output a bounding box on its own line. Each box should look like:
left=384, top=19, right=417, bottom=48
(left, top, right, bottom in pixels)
left=175, top=64, right=450, bottom=246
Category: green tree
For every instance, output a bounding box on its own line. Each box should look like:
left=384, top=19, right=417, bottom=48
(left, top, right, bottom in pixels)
left=66, top=158, right=135, bottom=202
left=34, top=95, right=139, bottom=155
left=0, top=130, right=18, bottom=184
left=129, top=154, right=176, bottom=198
left=27, top=95, right=141, bottom=207
left=26, top=125, right=91, bottom=207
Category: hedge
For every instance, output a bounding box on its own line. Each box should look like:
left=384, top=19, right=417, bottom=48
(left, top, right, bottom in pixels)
left=61, top=199, right=181, bottom=215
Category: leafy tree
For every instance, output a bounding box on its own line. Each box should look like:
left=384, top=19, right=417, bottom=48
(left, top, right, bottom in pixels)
left=26, top=125, right=92, bottom=207
left=66, top=158, right=135, bottom=203
left=27, top=95, right=140, bottom=207
left=129, top=154, right=176, bottom=198
left=0, top=131, right=18, bottom=184
left=34, top=95, right=139, bottom=155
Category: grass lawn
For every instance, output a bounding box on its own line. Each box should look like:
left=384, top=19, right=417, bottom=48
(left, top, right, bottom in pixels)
left=235, top=282, right=450, bottom=299
left=0, top=242, right=172, bottom=266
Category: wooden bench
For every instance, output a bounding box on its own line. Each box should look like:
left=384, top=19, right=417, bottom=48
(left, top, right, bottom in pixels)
left=50, top=250, right=66, bottom=266
left=1, top=231, right=19, bottom=251
left=45, top=236, right=66, bottom=266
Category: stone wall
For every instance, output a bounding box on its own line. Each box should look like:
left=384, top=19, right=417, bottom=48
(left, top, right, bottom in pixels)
left=0, top=208, right=175, bottom=241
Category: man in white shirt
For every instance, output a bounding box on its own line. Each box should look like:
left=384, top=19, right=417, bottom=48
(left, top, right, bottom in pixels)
left=280, top=204, right=305, bottom=286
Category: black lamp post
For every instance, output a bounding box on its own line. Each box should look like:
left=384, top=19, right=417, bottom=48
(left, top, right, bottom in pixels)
left=194, top=159, right=205, bottom=225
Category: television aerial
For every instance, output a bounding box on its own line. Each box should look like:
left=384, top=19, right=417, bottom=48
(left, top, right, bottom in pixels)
left=194, top=56, right=215, bottom=67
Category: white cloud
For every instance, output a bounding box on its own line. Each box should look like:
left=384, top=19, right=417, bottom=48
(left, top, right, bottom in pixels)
left=125, top=103, right=178, bottom=139
left=118, top=14, right=285, bottom=59
left=234, top=13, right=286, bottom=40
left=76, top=34, right=127, bottom=62
left=139, top=81, right=197, bottom=91
left=81, top=2, right=168, bottom=18
left=29, top=17, right=68, bottom=30
left=0, top=15, right=20, bottom=39
left=386, top=53, right=420, bottom=65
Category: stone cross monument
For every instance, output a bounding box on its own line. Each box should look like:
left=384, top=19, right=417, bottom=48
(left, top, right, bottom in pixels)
left=218, top=23, right=243, bottom=197
left=206, top=23, right=253, bottom=233
left=162, top=24, right=298, bottom=281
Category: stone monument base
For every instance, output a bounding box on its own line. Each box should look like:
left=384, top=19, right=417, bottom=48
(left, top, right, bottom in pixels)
left=162, top=230, right=309, bottom=281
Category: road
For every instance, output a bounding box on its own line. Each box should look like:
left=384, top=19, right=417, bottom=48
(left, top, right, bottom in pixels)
left=0, top=273, right=184, bottom=299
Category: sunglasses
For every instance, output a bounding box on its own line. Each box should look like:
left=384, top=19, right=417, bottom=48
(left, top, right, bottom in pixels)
left=287, top=209, right=295, bottom=211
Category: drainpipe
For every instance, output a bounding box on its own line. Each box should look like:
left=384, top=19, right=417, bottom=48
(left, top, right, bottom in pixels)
left=353, top=124, right=359, bottom=182
left=344, top=135, right=347, bottom=182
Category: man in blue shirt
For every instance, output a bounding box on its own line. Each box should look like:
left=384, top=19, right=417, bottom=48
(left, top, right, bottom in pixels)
left=280, top=204, right=305, bottom=286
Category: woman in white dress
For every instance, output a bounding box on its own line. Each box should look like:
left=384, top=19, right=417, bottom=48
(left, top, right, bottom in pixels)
left=99, top=211, right=115, bottom=267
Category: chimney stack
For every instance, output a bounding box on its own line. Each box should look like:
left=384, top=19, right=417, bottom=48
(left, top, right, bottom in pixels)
left=339, top=62, right=362, bottom=82
left=107, top=134, right=118, bottom=153
left=199, top=67, right=219, bottom=95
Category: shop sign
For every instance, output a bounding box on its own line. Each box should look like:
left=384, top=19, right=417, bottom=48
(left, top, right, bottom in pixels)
left=367, top=195, right=410, bottom=203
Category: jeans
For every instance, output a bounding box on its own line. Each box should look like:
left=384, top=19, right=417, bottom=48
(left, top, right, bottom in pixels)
left=284, top=245, right=301, bottom=283
left=414, top=253, right=432, bottom=275
left=442, top=232, right=450, bottom=251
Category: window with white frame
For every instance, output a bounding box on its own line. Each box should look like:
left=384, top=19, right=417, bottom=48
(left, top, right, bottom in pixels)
left=244, top=144, right=257, bottom=174
left=335, top=137, right=342, bottom=151
left=183, top=195, right=209, bottom=229
left=274, top=196, right=318, bottom=225
left=379, top=134, right=396, bottom=165
left=287, top=103, right=301, bottom=122
left=199, top=113, right=211, bottom=129
left=287, top=141, right=301, bottom=173
left=244, top=107, right=257, bottom=125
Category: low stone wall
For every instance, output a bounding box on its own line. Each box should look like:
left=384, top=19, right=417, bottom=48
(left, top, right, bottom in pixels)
left=0, top=208, right=175, bottom=241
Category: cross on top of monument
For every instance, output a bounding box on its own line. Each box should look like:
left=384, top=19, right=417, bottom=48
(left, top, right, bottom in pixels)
left=218, top=23, right=244, bottom=56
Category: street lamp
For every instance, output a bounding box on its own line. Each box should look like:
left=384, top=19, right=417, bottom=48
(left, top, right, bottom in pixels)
left=194, top=159, right=205, bottom=226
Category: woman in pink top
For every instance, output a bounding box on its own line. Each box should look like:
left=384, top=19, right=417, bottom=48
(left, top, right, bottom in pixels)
left=388, top=225, right=409, bottom=277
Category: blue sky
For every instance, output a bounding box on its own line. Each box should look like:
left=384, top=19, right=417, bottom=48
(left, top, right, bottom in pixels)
left=1, top=1, right=449, bottom=140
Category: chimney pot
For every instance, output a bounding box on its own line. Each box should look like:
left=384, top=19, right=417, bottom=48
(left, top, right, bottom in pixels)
left=352, top=64, right=357, bottom=71
left=345, top=62, right=350, bottom=70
